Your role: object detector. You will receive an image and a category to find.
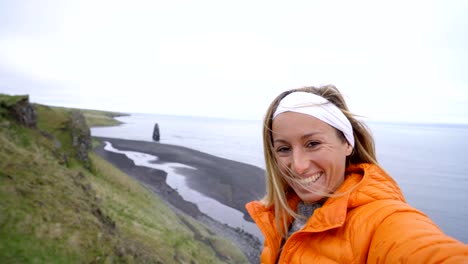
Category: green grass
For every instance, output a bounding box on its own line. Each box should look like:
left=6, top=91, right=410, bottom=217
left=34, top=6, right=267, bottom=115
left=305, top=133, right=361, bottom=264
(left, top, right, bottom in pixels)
left=0, top=128, right=110, bottom=263
left=90, top=152, right=243, bottom=263
left=0, top=95, right=249, bottom=263
left=1, top=93, right=124, bottom=127
left=42, top=105, right=127, bottom=127
left=79, top=108, right=126, bottom=127
left=0, top=94, right=29, bottom=118
left=0, top=94, right=29, bottom=108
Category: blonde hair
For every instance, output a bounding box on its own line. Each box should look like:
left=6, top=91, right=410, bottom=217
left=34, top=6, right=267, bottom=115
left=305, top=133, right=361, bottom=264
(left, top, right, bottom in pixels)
left=261, top=85, right=383, bottom=237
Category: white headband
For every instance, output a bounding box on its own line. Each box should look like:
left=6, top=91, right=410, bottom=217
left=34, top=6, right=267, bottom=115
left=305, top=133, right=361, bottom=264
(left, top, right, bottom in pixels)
left=273, top=92, right=354, bottom=147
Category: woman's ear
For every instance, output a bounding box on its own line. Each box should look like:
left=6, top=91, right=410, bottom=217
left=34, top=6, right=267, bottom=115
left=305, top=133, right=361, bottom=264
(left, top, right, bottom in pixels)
left=346, top=143, right=353, bottom=157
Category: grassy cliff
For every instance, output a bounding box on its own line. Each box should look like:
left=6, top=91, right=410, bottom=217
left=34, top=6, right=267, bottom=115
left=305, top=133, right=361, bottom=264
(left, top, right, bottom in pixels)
left=0, top=94, right=248, bottom=263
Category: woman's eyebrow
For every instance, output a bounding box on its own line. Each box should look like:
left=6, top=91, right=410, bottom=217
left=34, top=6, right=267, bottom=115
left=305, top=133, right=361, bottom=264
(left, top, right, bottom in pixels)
left=300, top=132, right=321, bottom=140
left=272, top=132, right=321, bottom=144
left=272, top=139, right=287, bottom=145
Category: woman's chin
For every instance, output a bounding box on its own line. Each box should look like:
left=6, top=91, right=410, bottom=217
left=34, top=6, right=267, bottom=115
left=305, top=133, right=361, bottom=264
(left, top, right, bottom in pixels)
left=293, top=182, right=327, bottom=203
left=298, top=192, right=324, bottom=204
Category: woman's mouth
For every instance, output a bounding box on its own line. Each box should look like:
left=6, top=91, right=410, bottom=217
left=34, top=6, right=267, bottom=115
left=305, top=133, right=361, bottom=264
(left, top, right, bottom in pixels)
left=296, top=172, right=323, bottom=185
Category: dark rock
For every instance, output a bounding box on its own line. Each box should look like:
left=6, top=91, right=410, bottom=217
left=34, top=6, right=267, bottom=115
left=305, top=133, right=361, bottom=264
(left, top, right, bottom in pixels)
left=0, top=95, right=37, bottom=127
left=69, top=111, right=92, bottom=170
left=152, top=123, right=160, bottom=142
left=13, top=96, right=37, bottom=128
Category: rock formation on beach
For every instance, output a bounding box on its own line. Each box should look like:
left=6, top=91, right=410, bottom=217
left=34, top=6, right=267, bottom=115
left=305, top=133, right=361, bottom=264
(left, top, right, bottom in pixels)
left=153, top=122, right=160, bottom=142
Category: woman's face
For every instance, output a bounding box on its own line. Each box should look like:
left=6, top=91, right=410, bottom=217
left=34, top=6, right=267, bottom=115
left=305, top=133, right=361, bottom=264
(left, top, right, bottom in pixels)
left=272, top=111, right=353, bottom=203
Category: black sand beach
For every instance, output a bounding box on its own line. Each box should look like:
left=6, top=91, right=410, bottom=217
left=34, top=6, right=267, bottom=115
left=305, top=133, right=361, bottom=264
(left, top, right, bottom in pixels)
left=93, top=136, right=265, bottom=263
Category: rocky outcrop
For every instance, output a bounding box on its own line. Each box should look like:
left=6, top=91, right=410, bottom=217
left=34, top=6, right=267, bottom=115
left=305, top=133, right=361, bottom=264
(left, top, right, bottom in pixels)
left=69, top=111, right=92, bottom=170
left=153, top=123, right=160, bottom=142
left=0, top=94, right=93, bottom=170
left=0, top=94, right=37, bottom=128
left=13, top=97, right=37, bottom=128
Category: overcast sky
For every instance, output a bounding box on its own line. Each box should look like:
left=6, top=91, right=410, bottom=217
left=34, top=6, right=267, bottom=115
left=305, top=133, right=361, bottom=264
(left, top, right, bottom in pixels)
left=0, top=0, right=467, bottom=123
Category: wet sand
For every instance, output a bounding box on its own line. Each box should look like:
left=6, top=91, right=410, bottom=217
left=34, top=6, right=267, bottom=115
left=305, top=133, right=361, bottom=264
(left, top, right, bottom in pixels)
left=93, top=136, right=266, bottom=263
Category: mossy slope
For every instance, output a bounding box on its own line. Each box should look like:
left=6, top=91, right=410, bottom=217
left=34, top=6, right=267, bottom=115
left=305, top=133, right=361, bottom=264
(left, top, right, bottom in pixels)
left=0, top=94, right=248, bottom=263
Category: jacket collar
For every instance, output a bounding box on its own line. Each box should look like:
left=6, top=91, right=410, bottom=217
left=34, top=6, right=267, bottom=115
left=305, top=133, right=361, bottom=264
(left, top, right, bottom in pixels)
left=303, top=167, right=363, bottom=232
left=246, top=163, right=405, bottom=247
left=303, top=163, right=405, bottom=232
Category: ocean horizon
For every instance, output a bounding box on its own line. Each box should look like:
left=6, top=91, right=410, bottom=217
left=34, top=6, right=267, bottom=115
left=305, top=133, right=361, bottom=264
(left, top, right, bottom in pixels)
left=91, top=113, right=468, bottom=243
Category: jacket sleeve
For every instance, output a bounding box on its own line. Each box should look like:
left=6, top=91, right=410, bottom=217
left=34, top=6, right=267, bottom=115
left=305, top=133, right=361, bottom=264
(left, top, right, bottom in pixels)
left=368, top=210, right=468, bottom=263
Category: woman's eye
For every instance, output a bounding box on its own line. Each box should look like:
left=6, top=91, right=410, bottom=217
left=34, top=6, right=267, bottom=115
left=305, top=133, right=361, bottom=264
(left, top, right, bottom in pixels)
left=275, top=146, right=290, bottom=153
left=307, top=141, right=320, bottom=148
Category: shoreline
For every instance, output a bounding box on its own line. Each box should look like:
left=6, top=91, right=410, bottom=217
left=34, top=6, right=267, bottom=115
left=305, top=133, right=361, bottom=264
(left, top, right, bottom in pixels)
left=92, top=136, right=264, bottom=263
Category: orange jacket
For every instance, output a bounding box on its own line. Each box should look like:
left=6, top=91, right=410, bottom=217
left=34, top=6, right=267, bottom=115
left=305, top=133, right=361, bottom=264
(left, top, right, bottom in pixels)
left=246, top=163, right=468, bottom=263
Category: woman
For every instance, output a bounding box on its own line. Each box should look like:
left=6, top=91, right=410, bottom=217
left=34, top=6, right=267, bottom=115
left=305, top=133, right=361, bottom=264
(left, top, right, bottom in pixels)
left=245, top=85, right=468, bottom=263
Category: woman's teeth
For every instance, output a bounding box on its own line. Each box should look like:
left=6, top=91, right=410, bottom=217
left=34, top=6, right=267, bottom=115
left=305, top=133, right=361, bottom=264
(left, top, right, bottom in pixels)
left=297, top=172, right=323, bottom=185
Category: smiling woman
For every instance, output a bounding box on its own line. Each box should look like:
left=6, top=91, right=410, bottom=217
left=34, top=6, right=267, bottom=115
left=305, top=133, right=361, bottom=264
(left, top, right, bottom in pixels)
left=272, top=111, right=352, bottom=203
left=245, top=85, right=468, bottom=264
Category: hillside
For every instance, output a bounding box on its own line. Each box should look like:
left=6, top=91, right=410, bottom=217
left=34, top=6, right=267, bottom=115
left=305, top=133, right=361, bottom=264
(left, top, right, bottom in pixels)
left=0, top=94, right=249, bottom=263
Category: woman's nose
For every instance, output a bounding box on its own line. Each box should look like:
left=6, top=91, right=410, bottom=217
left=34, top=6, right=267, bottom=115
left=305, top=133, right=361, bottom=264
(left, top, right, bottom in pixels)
left=291, top=149, right=309, bottom=175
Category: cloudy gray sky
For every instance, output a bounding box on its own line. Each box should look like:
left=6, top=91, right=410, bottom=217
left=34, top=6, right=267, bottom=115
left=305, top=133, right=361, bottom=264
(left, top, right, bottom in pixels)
left=1, top=0, right=467, bottom=123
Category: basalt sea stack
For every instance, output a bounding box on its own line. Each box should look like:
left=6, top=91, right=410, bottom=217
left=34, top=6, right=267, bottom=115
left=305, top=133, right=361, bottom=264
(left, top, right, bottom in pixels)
left=152, top=123, right=160, bottom=142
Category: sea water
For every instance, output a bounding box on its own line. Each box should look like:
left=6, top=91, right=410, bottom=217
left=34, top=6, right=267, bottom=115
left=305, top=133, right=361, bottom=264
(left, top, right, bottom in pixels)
left=92, top=113, right=264, bottom=168
left=92, top=113, right=468, bottom=243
